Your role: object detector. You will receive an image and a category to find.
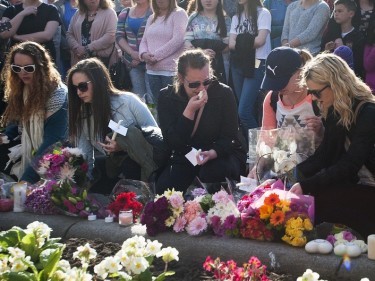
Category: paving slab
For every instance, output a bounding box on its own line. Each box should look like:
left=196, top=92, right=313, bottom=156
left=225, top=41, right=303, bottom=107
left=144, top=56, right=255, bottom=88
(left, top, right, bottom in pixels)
left=1, top=212, right=374, bottom=280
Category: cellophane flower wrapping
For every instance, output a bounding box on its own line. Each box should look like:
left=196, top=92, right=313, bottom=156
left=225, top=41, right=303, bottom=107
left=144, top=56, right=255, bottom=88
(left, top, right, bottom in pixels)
left=238, top=180, right=315, bottom=244
left=249, top=127, right=315, bottom=185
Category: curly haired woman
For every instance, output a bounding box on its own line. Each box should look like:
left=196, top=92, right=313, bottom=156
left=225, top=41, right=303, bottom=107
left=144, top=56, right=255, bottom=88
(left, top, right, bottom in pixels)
left=0, top=41, right=68, bottom=183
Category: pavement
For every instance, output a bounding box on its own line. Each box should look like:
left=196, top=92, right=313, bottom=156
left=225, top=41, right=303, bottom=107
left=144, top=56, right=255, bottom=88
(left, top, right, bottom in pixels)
left=1, top=212, right=374, bottom=280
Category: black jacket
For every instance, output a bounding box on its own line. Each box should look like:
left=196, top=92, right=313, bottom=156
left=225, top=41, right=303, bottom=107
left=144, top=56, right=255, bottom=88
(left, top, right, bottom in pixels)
left=157, top=80, right=247, bottom=162
left=297, top=100, right=375, bottom=194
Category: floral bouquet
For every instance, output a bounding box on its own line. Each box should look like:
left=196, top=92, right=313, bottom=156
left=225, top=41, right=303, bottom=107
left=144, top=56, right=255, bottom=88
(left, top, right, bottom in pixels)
left=282, top=216, right=314, bottom=247
left=35, top=144, right=88, bottom=187
left=203, top=255, right=269, bottom=281
left=107, top=191, right=143, bottom=222
left=202, top=190, right=241, bottom=237
left=140, top=189, right=184, bottom=236
left=249, top=127, right=315, bottom=185
left=24, top=186, right=58, bottom=215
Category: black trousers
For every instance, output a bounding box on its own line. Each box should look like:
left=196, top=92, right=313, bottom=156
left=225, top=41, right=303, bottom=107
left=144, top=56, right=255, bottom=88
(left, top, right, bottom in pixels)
left=155, top=153, right=245, bottom=194
left=313, top=183, right=375, bottom=238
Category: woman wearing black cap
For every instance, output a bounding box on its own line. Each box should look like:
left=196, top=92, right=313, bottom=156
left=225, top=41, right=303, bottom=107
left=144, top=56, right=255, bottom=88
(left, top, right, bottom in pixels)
left=248, top=46, right=323, bottom=179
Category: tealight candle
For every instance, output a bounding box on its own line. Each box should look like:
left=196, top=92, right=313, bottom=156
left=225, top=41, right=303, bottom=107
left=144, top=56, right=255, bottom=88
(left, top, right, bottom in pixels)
left=119, top=210, right=133, bottom=226
left=368, top=234, right=375, bottom=260
left=88, top=213, right=97, bottom=221
left=105, top=215, right=114, bottom=223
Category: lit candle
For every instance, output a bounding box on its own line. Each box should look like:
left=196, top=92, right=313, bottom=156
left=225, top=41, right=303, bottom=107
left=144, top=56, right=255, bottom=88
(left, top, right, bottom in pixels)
left=119, top=210, right=133, bottom=226
left=368, top=234, right=375, bottom=260
left=88, top=213, right=97, bottom=221
left=105, top=215, right=114, bottom=223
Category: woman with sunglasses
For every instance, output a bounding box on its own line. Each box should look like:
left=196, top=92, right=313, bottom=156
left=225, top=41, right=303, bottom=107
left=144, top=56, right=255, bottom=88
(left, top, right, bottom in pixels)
left=66, top=58, right=158, bottom=193
left=289, top=53, right=375, bottom=237
left=155, top=49, right=247, bottom=193
left=0, top=41, right=68, bottom=183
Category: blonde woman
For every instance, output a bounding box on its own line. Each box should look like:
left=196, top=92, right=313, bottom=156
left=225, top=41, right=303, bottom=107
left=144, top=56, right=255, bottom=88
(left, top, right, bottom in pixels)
left=290, top=53, right=375, bottom=237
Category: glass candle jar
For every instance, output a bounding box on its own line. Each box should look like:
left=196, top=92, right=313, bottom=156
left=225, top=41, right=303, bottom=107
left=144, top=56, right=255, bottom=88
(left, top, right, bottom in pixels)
left=119, top=210, right=133, bottom=226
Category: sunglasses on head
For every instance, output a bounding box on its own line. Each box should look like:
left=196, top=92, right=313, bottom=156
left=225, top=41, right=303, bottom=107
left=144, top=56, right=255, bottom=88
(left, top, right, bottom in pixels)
left=185, top=78, right=212, bottom=89
left=72, top=81, right=92, bottom=92
left=307, top=85, right=330, bottom=99
left=11, top=64, right=36, bottom=73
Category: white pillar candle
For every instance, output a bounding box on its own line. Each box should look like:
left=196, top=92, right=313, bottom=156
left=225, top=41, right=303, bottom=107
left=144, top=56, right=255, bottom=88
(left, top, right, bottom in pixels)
left=13, top=182, right=27, bottom=212
left=368, top=234, right=375, bottom=260
left=119, top=210, right=133, bottom=226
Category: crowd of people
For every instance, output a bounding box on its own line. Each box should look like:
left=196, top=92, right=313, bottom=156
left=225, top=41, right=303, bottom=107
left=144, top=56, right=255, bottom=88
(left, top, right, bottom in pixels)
left=0, top=0, right=375, bottom=236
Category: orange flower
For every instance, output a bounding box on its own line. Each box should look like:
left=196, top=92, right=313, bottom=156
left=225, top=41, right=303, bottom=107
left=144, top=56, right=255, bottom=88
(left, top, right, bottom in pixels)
left=264, top=193, right=280, bottom=206
left=270, top=210, right=285, bottom=226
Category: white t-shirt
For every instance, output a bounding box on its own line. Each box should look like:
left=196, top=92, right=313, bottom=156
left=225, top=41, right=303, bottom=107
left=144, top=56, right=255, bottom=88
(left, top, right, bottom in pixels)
left=230, top=7, right=271, bottom=60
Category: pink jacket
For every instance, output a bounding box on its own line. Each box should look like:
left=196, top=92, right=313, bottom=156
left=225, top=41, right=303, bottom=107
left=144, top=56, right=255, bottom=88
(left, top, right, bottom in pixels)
left=66, top=8, right=118, bottom=66
left=139, top=8, right=188, bottom=73
left=364, top=44, right=375, bottom=93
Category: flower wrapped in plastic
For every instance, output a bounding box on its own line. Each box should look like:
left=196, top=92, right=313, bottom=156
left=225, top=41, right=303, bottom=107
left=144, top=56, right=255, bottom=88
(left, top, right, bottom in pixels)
left=107, top=191, right=143, bottom=222
left=249, top=127, right=315, bottom=185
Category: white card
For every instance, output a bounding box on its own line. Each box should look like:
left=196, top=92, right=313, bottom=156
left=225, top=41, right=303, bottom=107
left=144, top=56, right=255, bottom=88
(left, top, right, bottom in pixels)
left=0, top=135, right=9, bottom=144
left=108, top=120, right=128, bottom=136
left=236, top=176, right=258, bottom=192
left=185, top=147, right=204, bottom=166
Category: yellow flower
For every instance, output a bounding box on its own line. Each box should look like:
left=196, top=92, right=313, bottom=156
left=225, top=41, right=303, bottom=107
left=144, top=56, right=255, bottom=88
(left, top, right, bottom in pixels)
left=276, top=200, right=290, bottom=213
left=303, top=218, right=313, bottom=231
left=165, top=216, right=175, bottom=227
left=291, top=236, right=306, bottom=247
left=259, top=204, right=273, bottom=220
left=290, top=217, right=303, bottom=229
left=282, top=235, right=292, bottom=244
left=290, top=229, right=304, bottom=238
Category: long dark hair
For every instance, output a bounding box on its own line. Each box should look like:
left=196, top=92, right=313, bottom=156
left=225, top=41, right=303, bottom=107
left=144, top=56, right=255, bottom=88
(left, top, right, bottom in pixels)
left=151, top=0, right=177, bottom=23
left=196, top=0, right=227, bottom=38
left=66, top=58, right=119, bottom=144
left=236, top=0, right=263, bottom=34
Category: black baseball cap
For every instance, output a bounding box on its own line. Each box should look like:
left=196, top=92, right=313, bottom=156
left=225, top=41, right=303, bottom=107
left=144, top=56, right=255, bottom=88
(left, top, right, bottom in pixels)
left=261, top=47, right=302, bottom=91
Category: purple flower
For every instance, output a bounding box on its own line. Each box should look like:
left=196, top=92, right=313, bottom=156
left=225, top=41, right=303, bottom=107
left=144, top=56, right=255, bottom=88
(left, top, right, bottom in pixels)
left=75, top=201, right=84, bottom=210
left=326, top=234, right=337, bottom=246
left=342, top=230, right=356, bottom=242
left=191, top=188, right=207, bottom=197
left=223, top=215, right=238, bottom=230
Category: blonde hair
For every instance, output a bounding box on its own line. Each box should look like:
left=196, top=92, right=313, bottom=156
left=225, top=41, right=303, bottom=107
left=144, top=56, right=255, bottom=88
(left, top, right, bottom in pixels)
left=300, top=53, right=374, bottom=130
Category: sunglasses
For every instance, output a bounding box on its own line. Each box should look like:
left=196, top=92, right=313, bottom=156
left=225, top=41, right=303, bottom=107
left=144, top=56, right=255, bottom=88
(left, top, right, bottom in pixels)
left=11, top=64, right=36, bottom=73
left=72, top=81, right=92, bottom=92
left=307, top=85, right=330, bottom=99
left=185, top=78, right=212, bottom=89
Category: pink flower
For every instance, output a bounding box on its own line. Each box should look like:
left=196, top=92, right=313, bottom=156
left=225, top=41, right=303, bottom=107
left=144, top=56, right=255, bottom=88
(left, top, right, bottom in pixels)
left=186, top=217, right=207, bottom=236
left=212, top=190, right=231, bottom=204
left=184, top=201, right=202, bottom=223
left=169, top=193, right=184, bottom=209
left=326, top=234, right=336, bottom=246
left=173, top=216, right=187, bottom=232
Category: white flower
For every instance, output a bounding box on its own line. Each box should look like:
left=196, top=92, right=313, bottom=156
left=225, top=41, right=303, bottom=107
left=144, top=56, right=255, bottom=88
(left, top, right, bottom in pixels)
left=63, top=147, right=84, bottom=157
left=297, top=269, right=320, bottom=281
left=353, top=240, right=368, bottom=253
left=115, top=250, right=131, bottom=267
left=103, top=256, right=122, bottom=274
left=7, top=247, right=26, bottom=260
left=0, top=256, right=9, bottom=273
left=156, top=247, right=179, bottom=263
left=122, top=236, right=146, bottom=253
left=212, top=190, right=231, bottom=204
left=10, top=259, right=28, bottom=272
left=118, top=271, right=132, bottom=280
left=57, top=259, right=71, bottom=271
left=334, top=238, right=347, bottom=247
left=94, top=262, right=109, bottom=279
left=52, top=270, right=67, bottom=280
left=273, top=149, right=288, bottom=164
left=145, top=240, right=162, bottom=256
left=278, top=158, right=296, bottom=174
left=360, top=278, right=370, bottom=281
left=25, top=221, right=52, bottom=246
left=58, top=163, right=76, bottom=182
left=259, top=142, right=272, bottom=157
left=37, top=166, right=48, bottom=175
left=73, top=243, right=97, bottom=262
left=128, top=256, right=149, bottom=274
left=130, top=224, right=147, bottom=235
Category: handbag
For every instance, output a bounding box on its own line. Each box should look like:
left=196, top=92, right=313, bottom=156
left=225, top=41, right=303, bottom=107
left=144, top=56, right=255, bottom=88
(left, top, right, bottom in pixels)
left=109, top=58, right=132, bottom=90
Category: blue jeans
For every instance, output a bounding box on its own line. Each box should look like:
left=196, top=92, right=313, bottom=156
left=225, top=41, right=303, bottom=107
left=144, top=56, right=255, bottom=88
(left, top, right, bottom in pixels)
left=129, top=63, right=151, bottom=99
left=231, top=60, right=266, bottom=132
left=147, top=74, right=174, bottom=106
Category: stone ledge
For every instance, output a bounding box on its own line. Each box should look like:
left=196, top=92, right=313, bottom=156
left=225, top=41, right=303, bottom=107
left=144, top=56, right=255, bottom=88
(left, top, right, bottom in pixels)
left=1, top=212, right=374, bottom=280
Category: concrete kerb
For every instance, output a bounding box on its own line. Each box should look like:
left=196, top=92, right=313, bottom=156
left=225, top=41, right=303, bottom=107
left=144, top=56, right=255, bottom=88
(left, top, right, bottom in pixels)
left=1, top=212, right=374, bottom=280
